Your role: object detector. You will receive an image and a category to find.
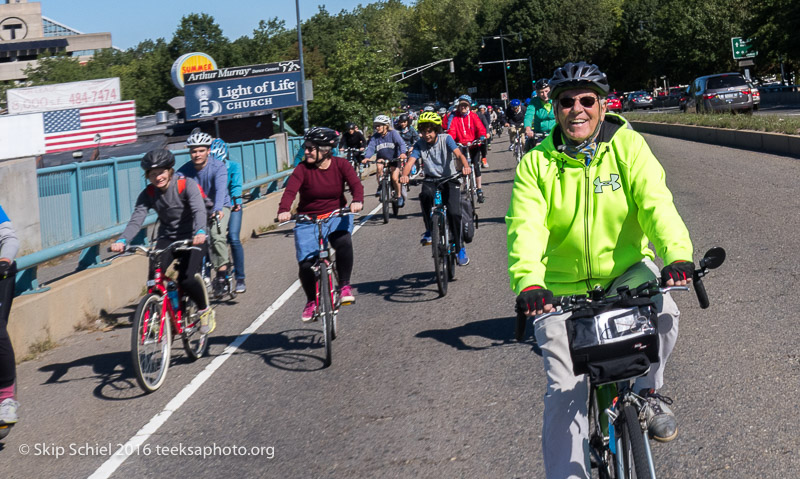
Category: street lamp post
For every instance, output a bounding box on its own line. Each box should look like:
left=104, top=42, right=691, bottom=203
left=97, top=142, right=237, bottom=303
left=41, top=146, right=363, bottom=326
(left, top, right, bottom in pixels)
left=296, top=0, right=309, bottom=131
left=481, top=30, right=521, bottom=109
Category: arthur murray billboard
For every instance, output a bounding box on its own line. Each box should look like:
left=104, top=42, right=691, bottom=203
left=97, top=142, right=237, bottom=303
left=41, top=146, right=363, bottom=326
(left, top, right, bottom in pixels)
left=184, top=60, right=303, bottom=119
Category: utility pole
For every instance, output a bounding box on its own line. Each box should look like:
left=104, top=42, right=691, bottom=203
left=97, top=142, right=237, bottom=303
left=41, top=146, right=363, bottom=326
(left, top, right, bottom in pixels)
left=295, top=0, right=309, bottom=131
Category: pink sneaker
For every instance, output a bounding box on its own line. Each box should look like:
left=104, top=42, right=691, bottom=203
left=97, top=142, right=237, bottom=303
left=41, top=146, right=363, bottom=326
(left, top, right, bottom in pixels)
left=301, top=300, right=316, bottom=322
left=340, top=285, right=355, bottom=305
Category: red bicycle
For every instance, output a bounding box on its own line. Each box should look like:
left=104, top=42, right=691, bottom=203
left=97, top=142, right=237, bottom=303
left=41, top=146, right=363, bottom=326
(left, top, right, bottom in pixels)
left=110, top=240, right=211, bottom=393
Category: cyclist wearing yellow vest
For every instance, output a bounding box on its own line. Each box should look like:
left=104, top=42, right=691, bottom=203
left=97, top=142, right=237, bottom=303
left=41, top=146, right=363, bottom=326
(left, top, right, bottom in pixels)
left=507, top=61, right=695, bottom=478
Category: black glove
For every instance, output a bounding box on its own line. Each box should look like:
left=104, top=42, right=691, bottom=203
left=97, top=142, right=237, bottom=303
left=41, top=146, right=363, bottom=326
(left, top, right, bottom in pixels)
left=0, top=260, right=10, bottom=278
left=660, top=261, right=695, bottom=285
left=516, top=287, right=554, bottom=314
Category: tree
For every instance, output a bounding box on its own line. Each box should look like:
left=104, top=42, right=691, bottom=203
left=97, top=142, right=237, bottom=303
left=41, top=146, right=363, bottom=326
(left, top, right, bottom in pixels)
left=168, top=13, right=230, bottom=65
left=310, top=30, right=405, bottom=130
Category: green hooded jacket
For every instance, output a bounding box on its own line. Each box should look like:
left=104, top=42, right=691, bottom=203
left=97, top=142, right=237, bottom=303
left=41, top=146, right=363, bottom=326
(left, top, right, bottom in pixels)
left=523, top=96, right=557, bottom=133
left=506, top=113, right=693, bottom=295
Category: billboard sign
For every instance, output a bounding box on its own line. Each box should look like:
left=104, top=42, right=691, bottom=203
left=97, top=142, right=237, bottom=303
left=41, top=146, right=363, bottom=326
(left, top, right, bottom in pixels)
left=7, top=78, right=121, bottom=115
left=184, top=60, right=301, bottom=85
left=184, top=71, right=303, bottom=119
left=171, top=52, right=217, bottom=90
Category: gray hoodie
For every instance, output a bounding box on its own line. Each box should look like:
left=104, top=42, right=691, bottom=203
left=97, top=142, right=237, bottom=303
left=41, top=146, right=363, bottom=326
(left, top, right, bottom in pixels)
left=118, top=174, right=207, bottom=244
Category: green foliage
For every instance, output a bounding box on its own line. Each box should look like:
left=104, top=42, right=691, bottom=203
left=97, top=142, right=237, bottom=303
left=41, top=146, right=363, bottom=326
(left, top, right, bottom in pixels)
left=624, top=111, right=800, bottom=136
left=310, top=30, right=405, bottom=130
left=168, top=13, right=229, bottom=64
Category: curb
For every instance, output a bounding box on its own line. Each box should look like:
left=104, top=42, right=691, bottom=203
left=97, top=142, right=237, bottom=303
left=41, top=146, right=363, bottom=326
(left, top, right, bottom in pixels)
left=628, top=120, right=800, bottom=159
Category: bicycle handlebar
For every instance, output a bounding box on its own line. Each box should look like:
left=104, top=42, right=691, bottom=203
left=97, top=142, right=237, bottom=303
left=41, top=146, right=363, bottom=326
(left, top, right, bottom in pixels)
left=513, top=247, right=726, bottom=341
left=105, top=239, right=199, bottom=261
left=275, top=207, right=359, bottom=227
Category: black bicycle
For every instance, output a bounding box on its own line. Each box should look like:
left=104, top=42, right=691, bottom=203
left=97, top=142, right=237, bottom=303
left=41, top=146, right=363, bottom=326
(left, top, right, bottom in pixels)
left=427, top=174, right=462, bottom=297
left=457, top=141, right=481, bottom=229
left=279, top=208, right=356, bottom=367
left=341, top=147, right=364, bottom=177
left=373, top=159, right=406, bottom=223
left=515, top=247, right=726, bottom=478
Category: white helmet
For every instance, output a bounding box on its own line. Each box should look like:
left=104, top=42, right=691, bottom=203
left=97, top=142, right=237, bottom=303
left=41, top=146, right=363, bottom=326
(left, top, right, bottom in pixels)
left=186, top=128, right=213, bottom=147
left=373, top=115, right=391, bottom=125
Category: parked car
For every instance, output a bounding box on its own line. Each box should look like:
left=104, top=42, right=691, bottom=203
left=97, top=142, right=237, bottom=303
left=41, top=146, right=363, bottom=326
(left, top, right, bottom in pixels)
left=678, top=86, right=691, bottom=112
left=684, top=73, right=754, bottom=114
left=622, top=91, right=653, bottom=111
left=748, top=82, right=760, bottom=111
left=606, top=93, right=622, bottom=113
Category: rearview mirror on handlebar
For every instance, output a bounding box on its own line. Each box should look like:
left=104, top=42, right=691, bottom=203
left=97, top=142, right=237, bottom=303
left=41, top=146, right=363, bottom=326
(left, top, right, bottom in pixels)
left=700, top=247, right=726, bottom=270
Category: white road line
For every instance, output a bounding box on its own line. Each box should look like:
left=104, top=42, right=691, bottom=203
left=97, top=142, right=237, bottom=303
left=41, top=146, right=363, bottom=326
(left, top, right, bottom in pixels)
left=88, top=203, right=383, bottom=479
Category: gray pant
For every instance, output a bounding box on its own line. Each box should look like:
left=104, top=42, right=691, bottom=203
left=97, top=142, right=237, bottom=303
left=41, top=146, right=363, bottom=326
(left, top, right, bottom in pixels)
left=209, top=207, right=231, bottom=269
left=533, top=259, right=680, bottom=479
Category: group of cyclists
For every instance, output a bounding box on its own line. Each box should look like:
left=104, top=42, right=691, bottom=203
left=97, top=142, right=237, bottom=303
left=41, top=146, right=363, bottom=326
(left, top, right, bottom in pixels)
left=0, top=58, right=705, bottom=479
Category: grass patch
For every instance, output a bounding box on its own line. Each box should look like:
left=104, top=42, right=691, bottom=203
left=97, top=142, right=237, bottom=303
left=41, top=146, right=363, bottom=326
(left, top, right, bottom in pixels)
left=624, top=111, right=800, bottom=136
left=19, top=335, right=57, bottom=362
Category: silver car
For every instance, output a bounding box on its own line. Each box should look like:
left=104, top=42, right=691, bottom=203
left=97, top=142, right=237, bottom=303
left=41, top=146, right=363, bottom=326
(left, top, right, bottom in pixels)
left=685, top=73, right=754, bottom=114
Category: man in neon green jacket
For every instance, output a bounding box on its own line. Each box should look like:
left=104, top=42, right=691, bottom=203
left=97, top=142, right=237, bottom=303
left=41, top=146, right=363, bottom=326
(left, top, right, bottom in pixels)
left=507, top=61, right=696, bottom=479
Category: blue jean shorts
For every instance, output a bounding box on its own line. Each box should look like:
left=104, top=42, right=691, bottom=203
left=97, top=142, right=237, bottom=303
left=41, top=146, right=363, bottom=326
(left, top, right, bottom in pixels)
left=294, top=214, right=354, bottom=263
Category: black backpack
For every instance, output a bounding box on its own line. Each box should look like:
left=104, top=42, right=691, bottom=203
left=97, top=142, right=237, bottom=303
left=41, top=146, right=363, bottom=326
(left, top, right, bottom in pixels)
left=460, top=189, right=475, bottom=244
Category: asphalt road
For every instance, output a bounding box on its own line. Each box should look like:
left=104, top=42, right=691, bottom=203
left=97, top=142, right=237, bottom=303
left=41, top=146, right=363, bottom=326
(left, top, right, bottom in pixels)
left=4, top=130, right=800, bottom=478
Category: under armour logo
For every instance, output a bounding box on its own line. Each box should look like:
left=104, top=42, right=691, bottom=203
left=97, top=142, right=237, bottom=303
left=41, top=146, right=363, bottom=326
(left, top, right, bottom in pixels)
left=594, top=174, right=621, bottom=193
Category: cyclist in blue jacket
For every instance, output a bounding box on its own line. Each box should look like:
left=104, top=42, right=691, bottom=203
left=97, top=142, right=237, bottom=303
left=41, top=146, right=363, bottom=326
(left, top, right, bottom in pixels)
left=209, top=138, right=246, bottom=294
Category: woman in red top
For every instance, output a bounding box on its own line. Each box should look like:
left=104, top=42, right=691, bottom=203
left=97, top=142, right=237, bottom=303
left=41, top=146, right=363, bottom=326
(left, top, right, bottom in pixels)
left=278, top=127, right=364, bottom=321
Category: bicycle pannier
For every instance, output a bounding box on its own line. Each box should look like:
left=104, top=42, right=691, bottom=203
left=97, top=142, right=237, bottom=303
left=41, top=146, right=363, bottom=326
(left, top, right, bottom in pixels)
left=460, top=189, right=475, bottom=243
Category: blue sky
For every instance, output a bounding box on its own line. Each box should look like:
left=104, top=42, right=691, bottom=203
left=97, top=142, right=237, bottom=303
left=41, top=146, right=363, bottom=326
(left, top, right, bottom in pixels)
left=42, top=1, right=415, bottom=50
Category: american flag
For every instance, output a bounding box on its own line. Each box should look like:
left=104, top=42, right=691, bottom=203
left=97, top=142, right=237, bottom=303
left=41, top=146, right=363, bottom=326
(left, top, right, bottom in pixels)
left=43, top=100, right=137, bottom=154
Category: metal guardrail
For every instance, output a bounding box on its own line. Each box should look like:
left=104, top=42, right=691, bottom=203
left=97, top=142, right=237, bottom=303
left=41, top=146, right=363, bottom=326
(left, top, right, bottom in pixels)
left=16, top=137, right=301, bottom=296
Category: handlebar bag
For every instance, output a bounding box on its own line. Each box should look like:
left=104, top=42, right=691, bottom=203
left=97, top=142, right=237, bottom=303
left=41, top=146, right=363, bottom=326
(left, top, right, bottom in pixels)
left=566, top=297, right=659, bottom=385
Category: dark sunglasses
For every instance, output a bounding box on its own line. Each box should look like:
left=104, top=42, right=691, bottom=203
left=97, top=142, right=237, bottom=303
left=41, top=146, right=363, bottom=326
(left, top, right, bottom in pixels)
left=558, top=96, right=599, bottom=109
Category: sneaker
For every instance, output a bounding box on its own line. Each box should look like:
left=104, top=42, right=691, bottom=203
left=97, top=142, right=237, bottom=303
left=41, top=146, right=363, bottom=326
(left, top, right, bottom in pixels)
left=375, top=187, right=381, bottom=197
left=420, top=231, right=432, bottom=245
left=482, top=158, right=489, bottom=168
left=301, top=300, right=317, bottom=322
left=340, top=285, right=355, bottom=305
left=477, top=189, right=485, bottom=204
left=0, top=398, right=19, bottom=426
left=397, top=197, right=405, bottom=208
left=640, top=389, right=678, bottom=442
left=457, top=248, right=470, bottom=266
left=213, top=276, right=227, bottom=298
left=507, top=144, right=514, bottom=151
left=235, top=279, right=246, bottom=294
left=198, top=307, right=216, bottom=334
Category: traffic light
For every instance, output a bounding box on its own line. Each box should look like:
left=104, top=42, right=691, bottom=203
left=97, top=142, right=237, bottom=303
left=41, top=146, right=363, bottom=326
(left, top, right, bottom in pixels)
left=506, top=62, right=511, bottom=70
left=479, top=65, right=483, bottom=72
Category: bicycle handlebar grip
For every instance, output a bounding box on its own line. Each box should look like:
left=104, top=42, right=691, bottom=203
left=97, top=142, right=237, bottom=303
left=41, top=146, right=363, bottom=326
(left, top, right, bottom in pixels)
left=515, top=310, right=527, bottom=342
left=694, top=274, right=710, bottom=309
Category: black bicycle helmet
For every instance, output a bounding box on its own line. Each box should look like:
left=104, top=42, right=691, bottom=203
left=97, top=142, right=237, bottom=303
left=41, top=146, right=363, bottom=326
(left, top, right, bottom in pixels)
left=345, top=122, right=356, bottom=130
left=534, top=78, right=550, bottom=91
left=141, top=149, right=175, bottom=171
left=549, top=62, right=610, bottom=99
left=398, top=113, right=409, bottom=123
left=304, top=126, right=339, bottom=147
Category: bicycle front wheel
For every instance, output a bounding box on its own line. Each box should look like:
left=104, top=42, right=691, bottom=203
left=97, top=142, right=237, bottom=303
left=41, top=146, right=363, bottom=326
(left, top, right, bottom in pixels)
left=381, top=178, right=390, bottom=224
left=131, top=294, right=172, bottom=393
left=619, top=404, right=653, bottom=478
left=319, top=266, right=334, bottom=367
left=181, top=296, right=209, bottom=361
left=431, top=212, right=448, bottom=297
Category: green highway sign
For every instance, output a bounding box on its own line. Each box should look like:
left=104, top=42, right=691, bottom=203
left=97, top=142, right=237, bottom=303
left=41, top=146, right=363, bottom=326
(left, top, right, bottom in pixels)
left=731, top=37, right=757, bottom=60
